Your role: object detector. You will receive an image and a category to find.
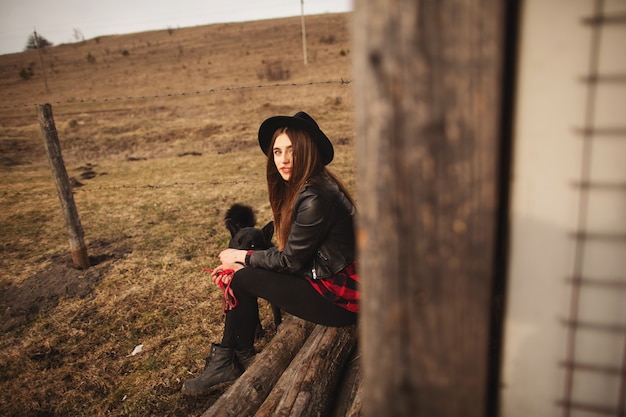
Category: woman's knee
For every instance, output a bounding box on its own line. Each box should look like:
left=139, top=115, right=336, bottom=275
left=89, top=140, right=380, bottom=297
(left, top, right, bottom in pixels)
left=230, top=268, right=257, bottom=293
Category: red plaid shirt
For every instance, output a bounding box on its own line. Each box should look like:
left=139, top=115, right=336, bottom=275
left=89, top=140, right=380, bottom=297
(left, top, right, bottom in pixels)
left=307, top=261, right=359, bottom=313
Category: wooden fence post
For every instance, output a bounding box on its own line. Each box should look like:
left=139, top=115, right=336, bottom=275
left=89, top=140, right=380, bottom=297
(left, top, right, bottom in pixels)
left=37, top=103, right=90, bottom=269
left=353, top=0, right=507, bottom=416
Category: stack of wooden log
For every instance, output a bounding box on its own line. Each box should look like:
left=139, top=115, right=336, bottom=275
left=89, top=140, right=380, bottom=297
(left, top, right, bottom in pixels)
left=202, top=316, right=361, bottom=417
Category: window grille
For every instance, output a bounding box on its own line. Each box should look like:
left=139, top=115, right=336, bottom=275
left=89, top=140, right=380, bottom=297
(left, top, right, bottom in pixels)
left=559, top=1, right=626, bottom=416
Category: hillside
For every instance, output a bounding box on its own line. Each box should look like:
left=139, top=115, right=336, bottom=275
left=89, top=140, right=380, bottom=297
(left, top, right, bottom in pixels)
left=0, top=13, right=354, bottom=164
left=0, top=13, right=355, bottom=417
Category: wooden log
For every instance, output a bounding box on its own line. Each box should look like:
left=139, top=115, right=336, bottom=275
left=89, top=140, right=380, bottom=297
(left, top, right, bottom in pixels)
left=37, top=103, right=90, bottom=269
left=254, top=324, right=357, bottom=417
left=344, top=384, right=363, bottom=417
left=202, top=316, right=315, bottom=417
left=330, top=349, right=362, bottom=417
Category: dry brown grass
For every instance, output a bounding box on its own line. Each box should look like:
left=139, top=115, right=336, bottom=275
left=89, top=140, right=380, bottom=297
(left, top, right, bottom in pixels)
left=0, top=13, right=355, bottom=416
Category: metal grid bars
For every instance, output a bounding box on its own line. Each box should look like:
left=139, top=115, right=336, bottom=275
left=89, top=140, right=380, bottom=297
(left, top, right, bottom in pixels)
left=559, top=1, right=626, bottom=416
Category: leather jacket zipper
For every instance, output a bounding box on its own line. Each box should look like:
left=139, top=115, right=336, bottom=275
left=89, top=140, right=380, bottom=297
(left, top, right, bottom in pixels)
left=312, top=250, right=329, bottom=280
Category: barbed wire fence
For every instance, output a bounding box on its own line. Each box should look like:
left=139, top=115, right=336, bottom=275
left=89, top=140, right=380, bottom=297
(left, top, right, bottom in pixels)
left=2, top=77, right=353, bottom=192
left=2, top=78, right=354, bottom=266
left=5, top=179, right=264, bottom=198
left=0, top=78, right=352, bottom=110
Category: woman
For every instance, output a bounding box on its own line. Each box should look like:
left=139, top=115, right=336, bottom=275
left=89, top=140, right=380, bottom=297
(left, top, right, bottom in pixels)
left=182, top=111, right=358, bottom=396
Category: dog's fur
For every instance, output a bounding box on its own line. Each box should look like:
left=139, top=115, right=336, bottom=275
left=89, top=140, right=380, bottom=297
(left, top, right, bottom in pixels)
left=224, top=204, right=282, bottom=329
left=225, top=204, right=274, bottom=253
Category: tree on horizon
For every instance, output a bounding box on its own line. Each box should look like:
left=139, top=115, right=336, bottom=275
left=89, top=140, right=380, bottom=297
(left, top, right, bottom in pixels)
left=25, top=33, right=53, bottom=50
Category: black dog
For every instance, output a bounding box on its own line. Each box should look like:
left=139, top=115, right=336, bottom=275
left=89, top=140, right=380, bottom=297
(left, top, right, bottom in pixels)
left=224, top=204, right=282, bottom=330
left=225, top=203, right=274, bottom=254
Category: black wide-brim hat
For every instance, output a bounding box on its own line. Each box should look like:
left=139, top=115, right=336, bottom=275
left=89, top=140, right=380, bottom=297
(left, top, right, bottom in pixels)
left=258, top=111, right=334, bottom=165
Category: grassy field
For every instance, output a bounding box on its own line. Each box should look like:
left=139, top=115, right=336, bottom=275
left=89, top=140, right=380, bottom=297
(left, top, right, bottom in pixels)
left=0, top=13, right=355, bottom=416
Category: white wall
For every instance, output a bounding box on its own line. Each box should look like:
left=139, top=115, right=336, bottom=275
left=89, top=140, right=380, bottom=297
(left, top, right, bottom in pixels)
left=501, top=1, right=626, bottom=416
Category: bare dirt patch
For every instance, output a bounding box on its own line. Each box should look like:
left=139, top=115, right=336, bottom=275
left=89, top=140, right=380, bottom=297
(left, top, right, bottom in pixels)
left=0, top=237, right=131, bottom=332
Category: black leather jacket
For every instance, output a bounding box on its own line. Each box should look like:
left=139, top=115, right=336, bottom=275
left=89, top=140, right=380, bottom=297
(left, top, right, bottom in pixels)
left=247, top=176, right=356, bottom=279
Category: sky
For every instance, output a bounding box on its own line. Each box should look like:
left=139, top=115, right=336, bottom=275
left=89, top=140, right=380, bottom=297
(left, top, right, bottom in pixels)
left=0, top=0, right=353, bottom=56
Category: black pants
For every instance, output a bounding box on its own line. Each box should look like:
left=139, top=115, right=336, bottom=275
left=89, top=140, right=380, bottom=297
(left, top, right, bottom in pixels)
left=220, top=267, right=357, bottom=349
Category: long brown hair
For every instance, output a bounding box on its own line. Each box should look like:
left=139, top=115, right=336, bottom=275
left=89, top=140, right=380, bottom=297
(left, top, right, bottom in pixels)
left=266, top=127, right=354, bottom=250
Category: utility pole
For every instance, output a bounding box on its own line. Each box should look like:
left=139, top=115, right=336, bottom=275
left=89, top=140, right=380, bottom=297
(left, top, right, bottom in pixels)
left=300, top=0, right=308, bottom=65
left=33, top=28, right=50, bottom=93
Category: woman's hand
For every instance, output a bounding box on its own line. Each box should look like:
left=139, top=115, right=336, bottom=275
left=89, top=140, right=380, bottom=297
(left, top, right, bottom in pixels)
left=209, top=249, right=246, bottom=286
left=210, top=262, right=244, bottom=285
left=218, top=248, right=247, bottom=265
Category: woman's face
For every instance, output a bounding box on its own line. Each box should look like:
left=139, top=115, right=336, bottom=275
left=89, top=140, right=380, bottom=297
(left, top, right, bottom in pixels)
left=273, top=132, right=293, bottom=181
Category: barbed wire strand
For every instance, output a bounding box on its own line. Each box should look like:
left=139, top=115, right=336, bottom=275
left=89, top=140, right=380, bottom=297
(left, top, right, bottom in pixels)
left=3, top=179, right=265, bottom=198
left=1, top=78, right=351, bottom=200
left=82, top=179, right=260, bottom=191
left=0, top=79, right=352, bottom=110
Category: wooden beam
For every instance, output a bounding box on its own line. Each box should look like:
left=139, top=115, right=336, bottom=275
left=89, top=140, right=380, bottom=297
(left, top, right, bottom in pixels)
left=353, top=0, right=506, bottom=415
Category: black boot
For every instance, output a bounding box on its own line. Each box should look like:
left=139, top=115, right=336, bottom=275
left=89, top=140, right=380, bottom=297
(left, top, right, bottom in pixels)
left=181, top=344, right=242, bottom=396
left=235, top=346, right=256, bottom=370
